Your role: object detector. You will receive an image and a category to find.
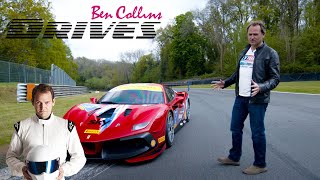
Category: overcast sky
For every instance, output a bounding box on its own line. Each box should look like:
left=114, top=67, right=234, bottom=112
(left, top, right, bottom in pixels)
left=51, top=0, right=208, bottom=61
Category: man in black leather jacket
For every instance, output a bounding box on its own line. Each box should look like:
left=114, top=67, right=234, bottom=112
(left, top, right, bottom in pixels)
left=214, top=20, right=280, bottom=175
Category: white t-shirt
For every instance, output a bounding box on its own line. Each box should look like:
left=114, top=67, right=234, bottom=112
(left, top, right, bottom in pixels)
left=239, top=48, right=255, bottom=97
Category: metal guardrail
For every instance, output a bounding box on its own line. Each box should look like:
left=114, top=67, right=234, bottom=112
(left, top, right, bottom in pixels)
left=17, top=83, right=88, bottom=103
left=17, top=83, right=28, bottom=102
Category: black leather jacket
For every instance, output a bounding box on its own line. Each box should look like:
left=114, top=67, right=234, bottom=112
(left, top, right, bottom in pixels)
left=224, top=43, right=280, bottom=103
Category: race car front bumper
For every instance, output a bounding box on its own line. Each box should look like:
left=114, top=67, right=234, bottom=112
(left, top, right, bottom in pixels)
left=82, top=132, right=159, bottom=160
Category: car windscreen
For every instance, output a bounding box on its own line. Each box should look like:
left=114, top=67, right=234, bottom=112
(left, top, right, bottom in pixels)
left=98, top=90, right=165, bottom=104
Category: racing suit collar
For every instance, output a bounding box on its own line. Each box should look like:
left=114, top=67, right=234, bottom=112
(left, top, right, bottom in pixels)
left=33, top=113, right=54, bottom=125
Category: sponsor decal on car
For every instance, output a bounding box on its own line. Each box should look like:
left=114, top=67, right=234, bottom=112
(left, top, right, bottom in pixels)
left=173, top=109, right=179, bottom=124
left=158, top=136, right=165, bottom=143
left=84, top=129, right=100, bottom=134
left=94, top=105, right=130, bottom=133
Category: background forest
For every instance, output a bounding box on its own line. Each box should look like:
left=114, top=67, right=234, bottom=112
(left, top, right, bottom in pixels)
left=1, top=0, right=319, bottom=90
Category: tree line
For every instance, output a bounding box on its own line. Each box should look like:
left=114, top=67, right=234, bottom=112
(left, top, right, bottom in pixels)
left=154, top=0, right=320, bottom=80
left=0, top=0, right=78, bottom=80
left=1, top=0, right=319, bottom=90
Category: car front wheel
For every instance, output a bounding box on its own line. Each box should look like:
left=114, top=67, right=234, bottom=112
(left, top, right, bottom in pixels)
left=165, top=112, right=174, bottom=148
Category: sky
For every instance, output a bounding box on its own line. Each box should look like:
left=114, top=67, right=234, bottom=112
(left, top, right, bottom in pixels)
left=51, top=0, right=208, bottom=61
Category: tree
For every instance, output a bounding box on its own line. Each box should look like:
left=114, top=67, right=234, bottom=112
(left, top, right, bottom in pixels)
left=74, top=57, right=116, bottom=89
left=132, top=54, right=160, bottom=83
left=197, top=0, right=234, bottom=74
left=155, top=25, right=175, bottom=81
left=170, top=12, right=207, bottom=78
left=295, top=0, right=320, bottom=71
left=0, top=0, right=78, bottom=80
left=119, top=49, right=145, bottom=83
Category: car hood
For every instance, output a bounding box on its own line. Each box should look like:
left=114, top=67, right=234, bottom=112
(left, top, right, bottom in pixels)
left=64, top=103, right=167, bottom=142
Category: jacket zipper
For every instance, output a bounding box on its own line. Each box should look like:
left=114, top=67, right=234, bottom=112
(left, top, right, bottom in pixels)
left=42, top=124, right=44, bottom=144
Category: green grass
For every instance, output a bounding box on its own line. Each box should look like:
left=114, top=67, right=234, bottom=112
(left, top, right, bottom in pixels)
left=178, top=81, right=320, bottom=94
left=274, top=81, right=320, bottom=94
left=0, top=83, right=104, bottom=146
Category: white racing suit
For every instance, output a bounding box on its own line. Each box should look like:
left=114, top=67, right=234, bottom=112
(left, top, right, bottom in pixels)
left=6, top=114, right=86, bottom=179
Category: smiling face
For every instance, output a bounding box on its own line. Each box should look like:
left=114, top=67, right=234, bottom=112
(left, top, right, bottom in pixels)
left=32, top=91, right=55, bottom=120
left=247, top=24, right=265, bottom=49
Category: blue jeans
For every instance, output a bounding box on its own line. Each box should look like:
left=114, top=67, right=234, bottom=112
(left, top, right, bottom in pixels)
left=228, top=96, right=268, bottom=168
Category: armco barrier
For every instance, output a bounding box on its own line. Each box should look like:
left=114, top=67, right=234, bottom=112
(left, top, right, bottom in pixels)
left=17, top=83, right=88, bottom=103
left=17, top=83, right=28, bottom=102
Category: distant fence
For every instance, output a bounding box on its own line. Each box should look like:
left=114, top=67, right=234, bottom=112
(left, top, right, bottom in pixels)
left=163, top=77, right=223, bottom=86
left=280, top=73, right=320, bottom=82
left=51, top=64, right=76, bottom=86
left=17, top=83, right=88, bottom=102
left=164, top=73, right=320, bottom=86
left=0, top=60, right=50, bottom=84
left=0, top=60, right=76, bottom=86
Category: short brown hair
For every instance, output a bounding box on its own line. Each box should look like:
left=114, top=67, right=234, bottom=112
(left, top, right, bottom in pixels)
left=31, top=84, right=55, bottom=103
left=247, top=20, right=266, bottom=35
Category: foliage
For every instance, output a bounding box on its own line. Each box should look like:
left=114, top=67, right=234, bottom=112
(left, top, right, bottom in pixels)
left=155, top=12, right=207, bottom=81
left=150, top=0, right=320, bottom=83
left=156, top=25, right=175, bottom=81
left=74, top=56, right=139, bottom=90
left=132, top=54, right=160, bottom=83
left=0, top=0, right=78, bottom=80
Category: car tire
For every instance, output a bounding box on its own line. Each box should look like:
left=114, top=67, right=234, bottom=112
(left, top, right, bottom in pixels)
left=186, top=100, right=191, bottom=122
left=166, top=112, right=174, bottom=148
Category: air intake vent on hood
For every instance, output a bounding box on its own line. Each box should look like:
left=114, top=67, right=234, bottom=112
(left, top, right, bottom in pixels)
left=124, top=109, right=132, bottom=117
left=98, top=108, right=116, bottom=118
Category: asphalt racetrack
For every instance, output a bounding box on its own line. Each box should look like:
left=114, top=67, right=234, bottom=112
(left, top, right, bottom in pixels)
left=69, top=89, right=320, bottom=180
left=3, top=88, right=320, bottom=180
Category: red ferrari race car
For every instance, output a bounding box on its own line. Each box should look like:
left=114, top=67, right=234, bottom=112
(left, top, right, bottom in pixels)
left=63, top=83, right=190, bottom=163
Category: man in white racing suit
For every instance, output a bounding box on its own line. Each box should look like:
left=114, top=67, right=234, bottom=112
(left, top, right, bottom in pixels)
left=6, top=84, right=86, bottom=179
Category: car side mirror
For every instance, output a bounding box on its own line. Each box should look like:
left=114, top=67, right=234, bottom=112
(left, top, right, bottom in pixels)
left=90, top=97, right=97, bottom=104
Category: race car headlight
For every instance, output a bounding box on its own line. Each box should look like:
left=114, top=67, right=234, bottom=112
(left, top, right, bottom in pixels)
left=132, top=121, right=150, bottom=131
